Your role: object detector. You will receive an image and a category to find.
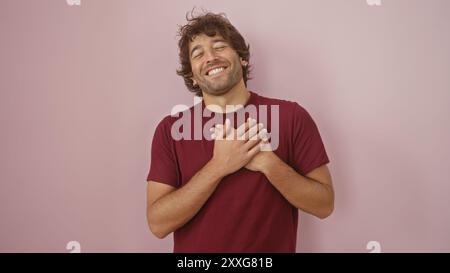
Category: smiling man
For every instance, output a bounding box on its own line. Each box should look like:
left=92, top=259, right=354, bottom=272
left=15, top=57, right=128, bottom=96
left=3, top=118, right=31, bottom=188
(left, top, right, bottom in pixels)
left=146, top=11, right=334, bottom=253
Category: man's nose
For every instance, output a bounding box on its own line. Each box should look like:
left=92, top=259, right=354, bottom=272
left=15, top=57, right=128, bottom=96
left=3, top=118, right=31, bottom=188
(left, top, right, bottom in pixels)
left=204, top=49, right=219, bottom=63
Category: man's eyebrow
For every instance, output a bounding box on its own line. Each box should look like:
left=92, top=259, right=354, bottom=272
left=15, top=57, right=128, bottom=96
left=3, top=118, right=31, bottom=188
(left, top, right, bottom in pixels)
left=212, top=38, right=227, bottom=44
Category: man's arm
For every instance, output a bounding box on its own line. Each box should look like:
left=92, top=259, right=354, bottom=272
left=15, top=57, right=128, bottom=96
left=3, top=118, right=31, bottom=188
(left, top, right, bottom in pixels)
left=147, top=160, right=224, bottom=239
left=247, top=151, right=334, bottom=219
left=147, top=118, right=262, bottom=239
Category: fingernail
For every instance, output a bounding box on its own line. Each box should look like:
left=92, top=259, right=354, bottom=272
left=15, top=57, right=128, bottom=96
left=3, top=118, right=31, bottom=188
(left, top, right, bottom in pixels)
left=211, top=133, right=216, bottom=139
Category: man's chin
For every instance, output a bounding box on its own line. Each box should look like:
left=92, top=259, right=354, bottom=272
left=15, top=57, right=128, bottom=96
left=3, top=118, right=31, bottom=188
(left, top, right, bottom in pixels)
left=202, top=85, right=232, bottom=96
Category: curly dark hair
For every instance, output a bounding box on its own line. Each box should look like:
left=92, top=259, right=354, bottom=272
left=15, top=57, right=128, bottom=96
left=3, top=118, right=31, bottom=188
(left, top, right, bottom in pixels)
left=176, top=10, right=252, bottom=97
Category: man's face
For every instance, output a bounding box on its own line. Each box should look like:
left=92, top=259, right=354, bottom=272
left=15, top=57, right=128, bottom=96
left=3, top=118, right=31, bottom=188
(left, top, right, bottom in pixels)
left=189, top=33, right=246, bottom=96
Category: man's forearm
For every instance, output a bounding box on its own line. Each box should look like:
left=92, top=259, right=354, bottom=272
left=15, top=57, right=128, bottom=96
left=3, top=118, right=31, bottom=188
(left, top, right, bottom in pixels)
left=148, top=160, right=224, bottom=238
left=262, top=155, right=334, bottom=219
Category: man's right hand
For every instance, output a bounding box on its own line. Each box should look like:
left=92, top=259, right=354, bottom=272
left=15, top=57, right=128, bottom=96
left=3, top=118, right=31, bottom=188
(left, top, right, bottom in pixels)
left=209, top=118, right=264, bottom=177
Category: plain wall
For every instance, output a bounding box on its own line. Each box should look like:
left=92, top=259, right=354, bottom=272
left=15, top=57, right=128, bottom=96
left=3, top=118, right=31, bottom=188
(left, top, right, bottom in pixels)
left=1, top=0, right=449, bottom=252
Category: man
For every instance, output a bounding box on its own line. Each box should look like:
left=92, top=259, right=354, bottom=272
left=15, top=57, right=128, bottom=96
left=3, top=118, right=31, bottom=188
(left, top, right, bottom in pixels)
left=146, top=11, right=334, bottom=253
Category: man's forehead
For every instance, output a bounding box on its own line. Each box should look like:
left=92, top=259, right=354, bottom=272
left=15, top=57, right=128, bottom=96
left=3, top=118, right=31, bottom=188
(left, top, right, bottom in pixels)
left=189, top=34, right=226, bottom=49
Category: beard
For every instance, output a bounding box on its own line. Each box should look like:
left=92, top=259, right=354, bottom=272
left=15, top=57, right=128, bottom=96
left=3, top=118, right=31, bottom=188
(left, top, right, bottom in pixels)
left=196, top=60, right=243, bottom=96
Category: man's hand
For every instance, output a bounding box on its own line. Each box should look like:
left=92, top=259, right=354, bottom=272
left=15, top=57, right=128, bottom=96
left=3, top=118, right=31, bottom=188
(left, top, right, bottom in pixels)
left=209, top=118, right=263, bottom=177
left=245, top=148, right=280, bottom=173
left=243, top=125, right=280, bottom=173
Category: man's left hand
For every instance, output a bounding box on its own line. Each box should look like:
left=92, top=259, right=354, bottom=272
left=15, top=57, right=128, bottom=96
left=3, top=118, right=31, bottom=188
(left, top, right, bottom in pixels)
left=211, top=121, right=278, bottom=173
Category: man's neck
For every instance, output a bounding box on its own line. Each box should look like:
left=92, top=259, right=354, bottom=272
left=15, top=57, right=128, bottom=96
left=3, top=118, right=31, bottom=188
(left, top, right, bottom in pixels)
left=202, top=81, right=250, bottom=113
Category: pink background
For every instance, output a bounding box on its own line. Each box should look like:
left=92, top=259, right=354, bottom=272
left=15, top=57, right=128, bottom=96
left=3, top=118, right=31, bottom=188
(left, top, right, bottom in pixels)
left=1, top=0, right=449, bottom=252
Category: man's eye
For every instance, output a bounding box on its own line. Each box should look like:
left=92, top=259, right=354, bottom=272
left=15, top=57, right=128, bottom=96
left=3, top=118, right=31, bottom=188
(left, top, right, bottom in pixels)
left=193, top=52, right=203, bottom=59
left=215, top=45, right=226, bottom=50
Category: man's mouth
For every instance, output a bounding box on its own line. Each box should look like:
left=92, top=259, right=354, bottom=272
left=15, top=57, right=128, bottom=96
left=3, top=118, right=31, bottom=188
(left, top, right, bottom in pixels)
left=205, top=66, right=227, bottom=77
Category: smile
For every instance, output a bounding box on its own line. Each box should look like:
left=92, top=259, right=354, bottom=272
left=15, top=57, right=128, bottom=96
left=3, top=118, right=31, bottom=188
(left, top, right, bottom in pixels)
left=206, top=66, right=227, bottom=77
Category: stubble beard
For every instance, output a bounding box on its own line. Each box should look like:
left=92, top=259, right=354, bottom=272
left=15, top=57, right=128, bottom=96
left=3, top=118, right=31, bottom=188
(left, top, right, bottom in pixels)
left=198, top=61, right=243, bottom=97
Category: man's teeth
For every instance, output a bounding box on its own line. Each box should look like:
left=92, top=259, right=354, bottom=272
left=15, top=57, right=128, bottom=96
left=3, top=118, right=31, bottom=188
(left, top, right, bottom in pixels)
left=208, top=67, right=225, bottom=76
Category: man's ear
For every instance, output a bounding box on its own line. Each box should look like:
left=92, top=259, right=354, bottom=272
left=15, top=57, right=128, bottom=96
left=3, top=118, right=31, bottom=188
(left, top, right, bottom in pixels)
left=240, top=58, right=248, bottom=67
left=192, top=78, right=197, bottom=86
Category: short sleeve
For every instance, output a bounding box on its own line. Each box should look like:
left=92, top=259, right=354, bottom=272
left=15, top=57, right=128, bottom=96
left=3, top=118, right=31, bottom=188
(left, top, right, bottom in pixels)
left=146, top=116, right=180, bottom=187
left=291, top=103, right=330, bottom=175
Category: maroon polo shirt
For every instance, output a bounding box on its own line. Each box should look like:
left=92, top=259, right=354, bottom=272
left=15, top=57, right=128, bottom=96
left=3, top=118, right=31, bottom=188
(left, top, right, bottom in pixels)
left=146, top=91, right=330, bottom=252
